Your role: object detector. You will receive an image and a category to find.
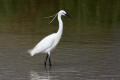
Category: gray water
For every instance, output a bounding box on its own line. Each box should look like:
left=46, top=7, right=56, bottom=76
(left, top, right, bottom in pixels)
left=0, top=0, right=120, bottom=80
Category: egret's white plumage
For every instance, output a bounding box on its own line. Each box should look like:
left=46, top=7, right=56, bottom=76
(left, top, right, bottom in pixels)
left=28, top=10, right=70, bottom=66
left=29, top=33, right=56, bottom=56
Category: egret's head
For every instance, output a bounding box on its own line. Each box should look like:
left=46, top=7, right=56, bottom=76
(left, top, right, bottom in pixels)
left=58, top=10, right=66, bottom=16
left=58, top=10, right=71, bottom=18
left=46, top=10, right=71, bottom=24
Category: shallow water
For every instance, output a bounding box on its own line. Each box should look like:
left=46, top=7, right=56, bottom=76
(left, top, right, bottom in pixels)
left=0, top=0, right=120, bottom=80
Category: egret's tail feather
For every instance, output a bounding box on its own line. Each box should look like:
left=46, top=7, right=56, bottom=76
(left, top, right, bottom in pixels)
left=28, top=49, right=34, bottom=56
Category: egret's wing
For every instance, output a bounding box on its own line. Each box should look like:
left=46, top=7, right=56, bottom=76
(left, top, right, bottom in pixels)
left=29, top=33, right=56, bottom=56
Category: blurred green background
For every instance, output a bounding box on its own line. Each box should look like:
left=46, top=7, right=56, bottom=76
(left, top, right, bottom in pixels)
left=0, top=0, right=120, bottom=34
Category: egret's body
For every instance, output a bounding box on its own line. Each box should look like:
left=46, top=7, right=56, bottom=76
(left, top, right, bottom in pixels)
left=28, top=10, right=70, bottom=66
left=29, top=33, right=57, bottom=56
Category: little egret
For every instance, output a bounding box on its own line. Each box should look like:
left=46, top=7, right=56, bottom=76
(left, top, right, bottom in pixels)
left=28, top=10, right=71, bottom=66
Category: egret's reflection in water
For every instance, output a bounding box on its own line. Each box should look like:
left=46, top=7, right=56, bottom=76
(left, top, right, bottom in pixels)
left=30, top=70, right=50, bottom=80
left=29, top=68, right=80, bottom=80
left=30, top=67, right=53, bottom=80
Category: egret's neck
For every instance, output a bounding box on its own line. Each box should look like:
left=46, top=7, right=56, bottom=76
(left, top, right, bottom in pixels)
left=57, top=14, right=63, bottom=36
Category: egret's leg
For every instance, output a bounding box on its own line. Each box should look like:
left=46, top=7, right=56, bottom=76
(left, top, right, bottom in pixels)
left=49, top=56, right=52, bottom=66
left=44, top=54, right=48, bottom=66
left=48, top=52, right=52, bottom=66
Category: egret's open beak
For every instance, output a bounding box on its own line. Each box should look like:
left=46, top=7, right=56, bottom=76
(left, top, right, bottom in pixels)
left=65, top=13, right=72, bottom=18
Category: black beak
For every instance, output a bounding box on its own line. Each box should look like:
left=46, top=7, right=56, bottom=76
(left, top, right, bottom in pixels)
left=65, top=13, right=72, bottom=18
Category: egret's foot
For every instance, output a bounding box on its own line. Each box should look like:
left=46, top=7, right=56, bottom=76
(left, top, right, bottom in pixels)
left=44, top=62, right=47, bottom=67
left=49, top=62, right=52, bottom=67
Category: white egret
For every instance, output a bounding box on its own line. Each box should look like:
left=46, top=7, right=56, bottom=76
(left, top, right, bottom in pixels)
left=28, top=10, right=71, bottom=66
